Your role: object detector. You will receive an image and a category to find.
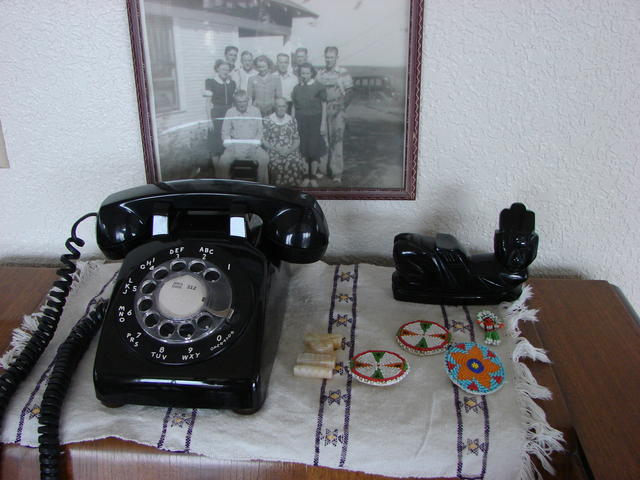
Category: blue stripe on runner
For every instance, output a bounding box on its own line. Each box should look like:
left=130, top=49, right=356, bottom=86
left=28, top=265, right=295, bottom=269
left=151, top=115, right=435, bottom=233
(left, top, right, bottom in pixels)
left=182, top=408, right=198, bottom=453
left=339, top=264, right=359, bottom=467
left=313, top=379, right=328, bottom=465
left=157, top=408, right=198, bottom=452
left=313, top=379, right=328, bottom=466
left=440, top=304, right=450, bottom=330
left=15, top=363, right=54, bottom=443
left=481, top=397, right=490, bottom=478
left=463, top=305, right=476, bottom=343
left=157, top=407, right=173, bottom=449
left=441, top=305, right=465, bottom=477
left=466, top=306, right=490, bottom=479
left=453, top=305, right=490, bottom=480
left=454, top=384, right=465, bottom=478
left=313, top=264, right=340, bottom=466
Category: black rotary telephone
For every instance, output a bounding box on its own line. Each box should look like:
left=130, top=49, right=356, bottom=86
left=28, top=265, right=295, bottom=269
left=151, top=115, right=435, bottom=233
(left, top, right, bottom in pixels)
left=94, top=179, right=329, bottom=412
left=0, top=179, right=329, bottom=478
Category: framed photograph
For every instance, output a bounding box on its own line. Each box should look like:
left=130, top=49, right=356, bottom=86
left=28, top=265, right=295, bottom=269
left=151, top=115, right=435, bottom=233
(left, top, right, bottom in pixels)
left=127, top=0, right=422, bottom=199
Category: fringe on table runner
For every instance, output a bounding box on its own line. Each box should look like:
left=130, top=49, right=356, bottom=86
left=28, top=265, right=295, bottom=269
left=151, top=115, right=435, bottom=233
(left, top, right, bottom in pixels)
left=500, top=284, right=565, bottom=480
left=0, top=265, right=84, bottom=370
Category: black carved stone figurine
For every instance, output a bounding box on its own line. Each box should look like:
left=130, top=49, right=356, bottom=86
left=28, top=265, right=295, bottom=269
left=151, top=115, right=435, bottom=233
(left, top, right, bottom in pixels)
left=392, top=203, right=538, bottom=305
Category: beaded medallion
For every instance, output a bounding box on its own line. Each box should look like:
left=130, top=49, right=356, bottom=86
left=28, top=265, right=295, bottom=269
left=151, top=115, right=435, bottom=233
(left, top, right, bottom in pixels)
left=349, top=350, right=409, bottom=386
left=444, top=342, right=505, bottom=395
left=396, top=320, right=451, bottom=356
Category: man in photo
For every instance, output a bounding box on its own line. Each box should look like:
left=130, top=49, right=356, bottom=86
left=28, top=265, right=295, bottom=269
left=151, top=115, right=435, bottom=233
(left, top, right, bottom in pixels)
left=234, top=50, right=257, bottom=93
left=317, top=46, right=353, bottom=184
left=293, top=47, right=308, bottom=77
left=224, top=45, right=239, bottom=82
left=219, top=90, right=269, bottom=183
left=275, top=53, right=298, bottom=113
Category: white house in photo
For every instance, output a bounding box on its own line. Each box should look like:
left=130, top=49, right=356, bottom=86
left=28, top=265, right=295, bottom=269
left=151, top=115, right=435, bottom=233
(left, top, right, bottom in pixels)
left=143, top=0, right=317, bottom=179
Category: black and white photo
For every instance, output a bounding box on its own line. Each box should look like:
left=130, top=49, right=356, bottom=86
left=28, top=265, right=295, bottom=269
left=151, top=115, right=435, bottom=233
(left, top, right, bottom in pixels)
left=129, top=0, right=422, bottom=199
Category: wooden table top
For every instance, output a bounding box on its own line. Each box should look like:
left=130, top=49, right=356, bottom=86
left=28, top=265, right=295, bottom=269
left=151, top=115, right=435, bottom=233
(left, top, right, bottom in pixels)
left=0, top=266, right=638, bottom=480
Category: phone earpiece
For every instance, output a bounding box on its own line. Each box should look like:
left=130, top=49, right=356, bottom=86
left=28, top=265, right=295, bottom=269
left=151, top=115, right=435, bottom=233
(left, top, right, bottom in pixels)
left=265, top=207, right=329, bottom=263
left=97, top=207, right=146, bottom=260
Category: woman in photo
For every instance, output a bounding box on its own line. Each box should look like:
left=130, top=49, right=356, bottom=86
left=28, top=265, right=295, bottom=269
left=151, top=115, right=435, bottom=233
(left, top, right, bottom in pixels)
left=262, top=97, right=306, bottom=186
left=204, top=59, right=236, bottom=162
left=291, top=62, right=327, bottom=187
left=247, top=55, right=282, bottom=117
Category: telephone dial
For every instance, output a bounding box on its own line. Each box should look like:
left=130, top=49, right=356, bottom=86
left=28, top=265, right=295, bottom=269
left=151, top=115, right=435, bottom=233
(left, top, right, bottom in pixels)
left=0, top=179, right=329, bottom=478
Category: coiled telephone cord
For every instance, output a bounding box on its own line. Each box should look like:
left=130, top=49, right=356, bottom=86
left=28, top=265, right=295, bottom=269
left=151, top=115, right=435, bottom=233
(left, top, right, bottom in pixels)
left=38, top=300, right=106, bottom=480
left=0, top=213, right=97, bottom=474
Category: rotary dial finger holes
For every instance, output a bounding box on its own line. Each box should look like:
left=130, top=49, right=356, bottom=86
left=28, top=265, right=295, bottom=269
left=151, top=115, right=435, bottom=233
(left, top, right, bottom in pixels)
left=134, top=257, right=233, bottom=344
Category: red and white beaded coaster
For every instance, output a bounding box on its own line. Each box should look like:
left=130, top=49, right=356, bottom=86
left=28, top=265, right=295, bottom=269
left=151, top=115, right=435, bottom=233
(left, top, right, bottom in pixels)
left=349, top=350, right=409, bottom=386
left=396, top=320, right=451, bottom=356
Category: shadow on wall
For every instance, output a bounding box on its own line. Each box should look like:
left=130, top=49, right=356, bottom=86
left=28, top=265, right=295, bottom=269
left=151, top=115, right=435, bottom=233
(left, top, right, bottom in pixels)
left=323, top=254, right=394, bottom=267
left=529, top=268, right=584, bottom=280
left=0, top=255, right=106, bottom=268
left=423, top=184, right=472, bottom=237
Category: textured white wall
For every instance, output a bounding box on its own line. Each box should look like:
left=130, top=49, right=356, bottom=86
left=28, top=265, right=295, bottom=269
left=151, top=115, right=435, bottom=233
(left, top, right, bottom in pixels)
left=1, top=0, right=638, bottom=310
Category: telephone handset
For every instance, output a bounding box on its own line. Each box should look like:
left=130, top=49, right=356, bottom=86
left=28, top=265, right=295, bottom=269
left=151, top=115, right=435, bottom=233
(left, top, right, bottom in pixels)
left=93, top=179, right=329, bottom=412
left=96, top=179, right=329, bottom=263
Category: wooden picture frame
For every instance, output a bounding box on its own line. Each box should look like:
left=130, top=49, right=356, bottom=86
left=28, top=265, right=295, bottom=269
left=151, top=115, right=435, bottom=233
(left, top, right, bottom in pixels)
left=127, top=0, right=422, bottom=199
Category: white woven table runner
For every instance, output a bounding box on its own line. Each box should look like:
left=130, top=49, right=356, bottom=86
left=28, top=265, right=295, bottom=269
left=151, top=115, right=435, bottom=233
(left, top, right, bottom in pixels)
left=1, top=261, right=563, bottom=479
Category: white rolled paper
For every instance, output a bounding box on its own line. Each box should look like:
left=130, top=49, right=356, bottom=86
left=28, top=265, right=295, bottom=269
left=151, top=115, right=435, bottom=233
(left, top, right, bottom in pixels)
left=304, top=332, right=342, bottom=350
left=296, top=352, right=336, bottom=368
left=304, top=339, right=335, bottom=354
left=293, top=364, right=334, bottom=379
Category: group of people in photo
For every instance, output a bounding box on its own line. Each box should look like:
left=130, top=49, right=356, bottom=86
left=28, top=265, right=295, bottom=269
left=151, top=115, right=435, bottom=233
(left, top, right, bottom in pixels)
left=204, top=45, right=353, bottom=187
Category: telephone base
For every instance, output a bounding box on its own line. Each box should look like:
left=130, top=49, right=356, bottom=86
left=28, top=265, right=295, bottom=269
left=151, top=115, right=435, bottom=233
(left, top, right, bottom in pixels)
left=233, top=406, right=261, bottom=415
left=95, top=377, right=268, bottom=411
left=94, top=238, right=290, bottom=413
left=392, top=272, right=523, bottom=305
